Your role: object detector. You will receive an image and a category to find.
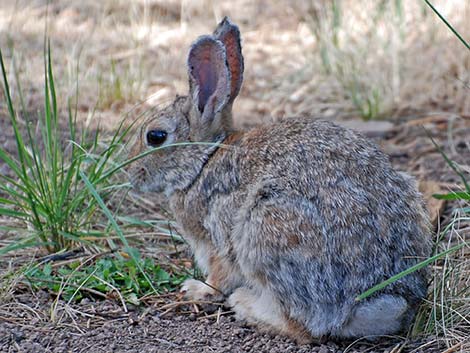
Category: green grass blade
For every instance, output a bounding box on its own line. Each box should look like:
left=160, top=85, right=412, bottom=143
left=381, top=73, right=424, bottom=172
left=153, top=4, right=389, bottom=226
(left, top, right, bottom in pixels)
left=0, top=236, right=52, bottom=256
left=0, top=182, right=31, bottom=204
left=0, top=49, right=47, bottom=239
left=47, top=41, right=58, bottom=123
left=98, top=141, right=226, bottom=183
left=0, top=148, right=23, bottom=179
left=47, top=41, right=59, bottom=205
left=43, top=41, right=59, bottom=212
left=423, top=0, right=470, bottom=51
left=433, top=192, right=470, bottom=201
left=43, top=44, right=52, bottom=161
left=10, top=45, right=29, bottom=122
left=58, top=231, right=94, bottom=245
left=356, top=241, right=467, bottom=301
left=0, top=207, right=30, bottom=219
left=57, top=154, right=81, bottom=212
left=0, top=49, right=16, bottom=125
left=0, top=49, right=29, bottom=174
left=23, top=130, right=52, bottom=208
left=90, top=118, right=135, bottom=181
left=0, top=197, right=21, bottom=206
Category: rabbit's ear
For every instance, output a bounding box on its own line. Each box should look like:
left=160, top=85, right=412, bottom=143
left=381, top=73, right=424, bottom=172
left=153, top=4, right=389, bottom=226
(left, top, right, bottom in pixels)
left=188, top=36, right=230, bottom=129
left=213, top=17, right=244, bottom=103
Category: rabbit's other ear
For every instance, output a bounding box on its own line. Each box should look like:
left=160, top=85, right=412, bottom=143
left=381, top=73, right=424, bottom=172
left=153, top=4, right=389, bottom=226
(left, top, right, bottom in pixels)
left=187, top=36, right=231, bottom=139
left=213, top=17, right=244, bottom=103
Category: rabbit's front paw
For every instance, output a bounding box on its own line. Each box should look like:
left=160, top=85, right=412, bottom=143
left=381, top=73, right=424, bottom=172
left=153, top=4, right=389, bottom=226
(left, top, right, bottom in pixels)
left=180, top=279, right=217, bottom=301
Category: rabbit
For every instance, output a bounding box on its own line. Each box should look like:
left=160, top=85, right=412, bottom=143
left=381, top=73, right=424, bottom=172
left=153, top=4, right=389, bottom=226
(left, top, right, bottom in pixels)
left=128, top=17, right=432, bottom=343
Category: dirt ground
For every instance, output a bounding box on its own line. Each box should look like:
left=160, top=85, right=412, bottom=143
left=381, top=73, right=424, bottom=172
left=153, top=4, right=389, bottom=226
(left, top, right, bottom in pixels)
left=0, top=290, right=435, bottom=353
left=1, top=1, right=470, bottom=352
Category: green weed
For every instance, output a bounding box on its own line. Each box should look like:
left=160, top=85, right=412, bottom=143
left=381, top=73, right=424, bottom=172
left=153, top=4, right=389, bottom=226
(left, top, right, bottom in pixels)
left=25, top=253, right=186, bottom=304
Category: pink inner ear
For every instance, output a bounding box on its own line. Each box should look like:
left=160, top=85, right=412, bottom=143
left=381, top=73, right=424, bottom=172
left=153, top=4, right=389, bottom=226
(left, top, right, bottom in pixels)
left=195, top=55, right=218, bottom=113
left=188, top=36, right=229, bottom=115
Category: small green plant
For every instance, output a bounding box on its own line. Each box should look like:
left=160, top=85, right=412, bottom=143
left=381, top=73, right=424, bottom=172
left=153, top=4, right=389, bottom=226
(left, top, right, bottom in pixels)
left=348, top=80, right=382, bottom=121
left=25, top=253, right=186, bottom=304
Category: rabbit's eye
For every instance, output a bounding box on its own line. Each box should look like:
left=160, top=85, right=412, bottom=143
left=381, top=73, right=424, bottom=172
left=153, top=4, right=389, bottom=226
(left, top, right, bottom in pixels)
left=146, top=130, right=168, bottom=147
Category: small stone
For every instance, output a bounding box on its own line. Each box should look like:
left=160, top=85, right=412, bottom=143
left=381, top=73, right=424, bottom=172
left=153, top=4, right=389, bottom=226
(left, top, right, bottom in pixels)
left=336, top=119, right=395, bottom=138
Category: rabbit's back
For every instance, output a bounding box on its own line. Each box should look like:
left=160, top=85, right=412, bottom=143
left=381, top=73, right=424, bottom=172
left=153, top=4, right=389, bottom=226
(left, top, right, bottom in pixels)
left=223, top=118, right=431, bottom=335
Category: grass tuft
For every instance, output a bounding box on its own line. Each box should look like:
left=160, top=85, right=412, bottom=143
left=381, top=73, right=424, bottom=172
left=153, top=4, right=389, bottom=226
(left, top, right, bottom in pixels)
left=0, top=43, right=134, bottom=255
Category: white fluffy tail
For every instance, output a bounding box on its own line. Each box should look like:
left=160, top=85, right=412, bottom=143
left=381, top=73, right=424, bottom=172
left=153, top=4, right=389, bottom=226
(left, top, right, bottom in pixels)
left=338, top=295, right=408, bottom=338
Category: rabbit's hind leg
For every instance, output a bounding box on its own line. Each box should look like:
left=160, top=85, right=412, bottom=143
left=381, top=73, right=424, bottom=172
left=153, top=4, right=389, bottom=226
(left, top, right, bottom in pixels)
left=228, top=286, right=312, bottom=344
left=338, top=294, right=409, bottom=338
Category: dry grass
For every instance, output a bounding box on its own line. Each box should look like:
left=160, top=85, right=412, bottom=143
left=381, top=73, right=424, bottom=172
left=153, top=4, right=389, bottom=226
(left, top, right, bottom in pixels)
left=283, top=1, right=469, bottom=120
left=412, top=208, right=470, bottom=351
left=0, top=0, right=468, bottom=127
left=0, top=0, right=469, bottom=351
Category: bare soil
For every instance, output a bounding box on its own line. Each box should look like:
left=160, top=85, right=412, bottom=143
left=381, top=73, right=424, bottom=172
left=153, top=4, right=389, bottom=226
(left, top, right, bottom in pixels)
left=0, top=289, right=439, bottom=353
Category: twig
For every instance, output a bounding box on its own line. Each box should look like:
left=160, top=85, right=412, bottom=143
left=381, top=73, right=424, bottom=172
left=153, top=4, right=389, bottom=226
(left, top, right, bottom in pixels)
left=159, top=299, right=224, bottom=310
left=442, top=341, right=465, bottom=353
left=199, top=309, right=233, bottom=321
left=91, top=275, right=128, bottom=313
left=38, top=247, right=85, bottom=264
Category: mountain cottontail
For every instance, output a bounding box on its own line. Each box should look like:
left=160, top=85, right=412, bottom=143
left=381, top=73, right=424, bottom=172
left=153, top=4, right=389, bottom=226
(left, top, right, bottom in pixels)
left=129, top=17, right=432, bottom=342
